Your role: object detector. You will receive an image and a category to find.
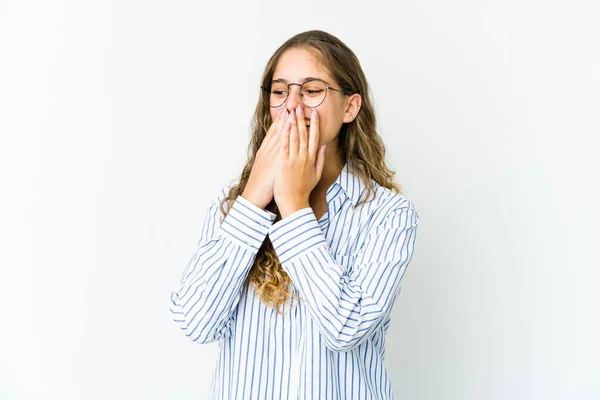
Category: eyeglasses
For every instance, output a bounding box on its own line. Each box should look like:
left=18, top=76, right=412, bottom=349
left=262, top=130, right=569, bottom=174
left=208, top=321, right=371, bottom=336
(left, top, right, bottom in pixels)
left=260, top=78, right=347, bottom=108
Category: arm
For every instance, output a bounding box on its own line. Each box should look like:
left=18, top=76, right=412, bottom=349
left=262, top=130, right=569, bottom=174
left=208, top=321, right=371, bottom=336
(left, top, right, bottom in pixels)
left=268, top=199, right=419, bottom=352
left=169, top=185, right=277, bottom=344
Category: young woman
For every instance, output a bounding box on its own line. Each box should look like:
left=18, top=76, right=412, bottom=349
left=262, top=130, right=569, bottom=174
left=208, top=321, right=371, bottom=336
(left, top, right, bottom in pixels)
left=169, top=30, right=420, bottom=400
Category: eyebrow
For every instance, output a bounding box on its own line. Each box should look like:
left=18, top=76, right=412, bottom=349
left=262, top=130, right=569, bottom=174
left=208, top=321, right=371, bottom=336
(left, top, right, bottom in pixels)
left=272, top=77, right=329, bottom=85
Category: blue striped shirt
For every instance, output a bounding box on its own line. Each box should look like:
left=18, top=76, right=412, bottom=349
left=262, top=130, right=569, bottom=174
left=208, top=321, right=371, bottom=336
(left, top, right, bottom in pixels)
left=169, top=162, right=420, bottom=399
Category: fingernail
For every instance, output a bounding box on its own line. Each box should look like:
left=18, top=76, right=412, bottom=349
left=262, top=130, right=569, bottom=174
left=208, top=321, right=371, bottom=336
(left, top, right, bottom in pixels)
left=297, top=104, right=303, bottom=115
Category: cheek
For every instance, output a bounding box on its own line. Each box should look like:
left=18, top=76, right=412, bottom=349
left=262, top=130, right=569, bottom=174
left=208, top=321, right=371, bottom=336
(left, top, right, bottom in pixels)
left=315, top=113, right=344, bottom=146
left=315, top=113, right=332, bottom=137
left=317, top=122, right=335, bottom=144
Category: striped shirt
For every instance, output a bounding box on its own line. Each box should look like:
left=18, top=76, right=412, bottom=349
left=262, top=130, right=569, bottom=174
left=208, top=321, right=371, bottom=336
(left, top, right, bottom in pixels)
left=169, top=162, right=420, bottom=399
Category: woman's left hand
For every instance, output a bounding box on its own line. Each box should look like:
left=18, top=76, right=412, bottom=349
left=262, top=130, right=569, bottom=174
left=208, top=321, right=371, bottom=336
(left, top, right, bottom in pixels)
left=274, top=105, right=327, bottom=219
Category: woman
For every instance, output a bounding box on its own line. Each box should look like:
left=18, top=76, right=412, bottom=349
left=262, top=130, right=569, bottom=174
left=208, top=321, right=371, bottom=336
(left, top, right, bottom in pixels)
left=169, top=30, right=420, bottom=399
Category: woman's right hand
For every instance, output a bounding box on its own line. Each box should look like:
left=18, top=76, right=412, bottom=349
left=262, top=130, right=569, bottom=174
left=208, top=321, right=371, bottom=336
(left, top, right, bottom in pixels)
left=241, top=107, right=289, bottom=209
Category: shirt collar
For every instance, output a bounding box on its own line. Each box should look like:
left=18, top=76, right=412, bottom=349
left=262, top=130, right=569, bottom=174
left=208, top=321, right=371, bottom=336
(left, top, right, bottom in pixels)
left=326, top=161, right=367, bottom=207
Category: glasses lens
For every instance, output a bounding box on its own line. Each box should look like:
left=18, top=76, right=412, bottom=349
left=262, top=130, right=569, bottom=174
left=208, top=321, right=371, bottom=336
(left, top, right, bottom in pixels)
left=301, top=80, right=327, bottom=108
left=266, top=80, right=328, bottom=107
left=269, top=82, right=288, bottom=107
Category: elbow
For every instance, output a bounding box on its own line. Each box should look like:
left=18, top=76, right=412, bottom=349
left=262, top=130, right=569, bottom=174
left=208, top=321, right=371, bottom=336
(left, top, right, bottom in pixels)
left=186, top=318, right=233, bottom=345
left=170, top=312, right=224, bottom=345
left=185, top=329, right=224, bottom=345
left=320, top=311, right=386, bottom=352
left=324, top=341, right=353, bottom=352
left=169, top=301, right=232, bottom=345
left=323, top=337, right=361, bottom=352
left=321, top=331, right=364, bottom=352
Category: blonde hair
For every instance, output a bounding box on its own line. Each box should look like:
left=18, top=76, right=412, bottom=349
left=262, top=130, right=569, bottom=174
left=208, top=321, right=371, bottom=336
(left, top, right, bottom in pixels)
left=218, top=30, right=401, bottom=315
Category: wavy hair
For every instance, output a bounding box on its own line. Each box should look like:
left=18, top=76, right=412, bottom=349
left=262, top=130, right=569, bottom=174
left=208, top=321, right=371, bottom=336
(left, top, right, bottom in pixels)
left=217, top=30, right=402, bottom=315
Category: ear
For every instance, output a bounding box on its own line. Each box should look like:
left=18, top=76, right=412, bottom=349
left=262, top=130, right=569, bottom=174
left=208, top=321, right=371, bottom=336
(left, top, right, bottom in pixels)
left=342, top=93, right=362, bottom=124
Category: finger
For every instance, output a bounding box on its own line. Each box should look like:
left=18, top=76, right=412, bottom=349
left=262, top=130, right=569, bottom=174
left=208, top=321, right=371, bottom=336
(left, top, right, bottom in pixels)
left=272, top=109, right=288, bottom=143
left=288, top=110, right=299, bottom=157
left=308, top=108, right=320, bottom=155
left=296, top=105, right=308, bottom=157
left=315, top=144, right=326, bottom=181
left=280, top=114, right=291, bottom=159
left=264, top=109, right=287, bottom=150
left=278, top=109, right=289, bottom=134
left=265, top=106, right=287, bottom=140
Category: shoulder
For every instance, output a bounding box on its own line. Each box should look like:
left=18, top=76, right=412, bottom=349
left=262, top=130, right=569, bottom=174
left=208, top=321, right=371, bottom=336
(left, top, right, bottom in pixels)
left=361, top=181, right=420, bottom=231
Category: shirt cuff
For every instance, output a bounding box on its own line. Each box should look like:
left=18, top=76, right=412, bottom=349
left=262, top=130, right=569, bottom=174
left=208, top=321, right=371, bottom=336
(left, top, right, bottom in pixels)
left=268, top=207, right=328, bottom=265
left=219, top=195, right=277, bottom=251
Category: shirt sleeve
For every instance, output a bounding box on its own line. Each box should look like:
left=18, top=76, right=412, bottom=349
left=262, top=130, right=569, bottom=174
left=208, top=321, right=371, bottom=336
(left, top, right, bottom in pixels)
left=268, top=201, right=419, bottom=352
left=169, top=185, right=277, bottom=344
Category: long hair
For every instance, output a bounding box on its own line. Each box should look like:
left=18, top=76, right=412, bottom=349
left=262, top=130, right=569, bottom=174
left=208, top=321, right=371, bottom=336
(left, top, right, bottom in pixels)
left=218, top=30, right=401, bottom=316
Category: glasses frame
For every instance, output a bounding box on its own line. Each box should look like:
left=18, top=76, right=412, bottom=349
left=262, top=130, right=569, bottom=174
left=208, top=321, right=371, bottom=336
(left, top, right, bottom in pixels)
left=260, top=78, right=347, bottom=108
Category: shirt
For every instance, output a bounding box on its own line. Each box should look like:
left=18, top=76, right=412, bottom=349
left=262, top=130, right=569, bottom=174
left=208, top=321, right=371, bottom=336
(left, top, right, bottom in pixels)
left=169, top=161, right=420, bottom=399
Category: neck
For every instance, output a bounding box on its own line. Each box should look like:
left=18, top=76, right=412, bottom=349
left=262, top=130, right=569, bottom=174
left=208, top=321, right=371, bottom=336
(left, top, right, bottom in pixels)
left=311, top=144, right=344, bottom=198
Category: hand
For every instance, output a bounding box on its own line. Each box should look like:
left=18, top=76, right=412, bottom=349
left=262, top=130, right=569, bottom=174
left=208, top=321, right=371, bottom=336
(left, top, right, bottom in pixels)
left=274, top=104, right=327, bottom=218
left=241, top=107, right=289, bottom=209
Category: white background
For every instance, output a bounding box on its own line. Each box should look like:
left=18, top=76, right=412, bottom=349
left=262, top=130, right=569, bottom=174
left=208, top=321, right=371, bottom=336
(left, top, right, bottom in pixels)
left=1, top=0, right=599, bottom=399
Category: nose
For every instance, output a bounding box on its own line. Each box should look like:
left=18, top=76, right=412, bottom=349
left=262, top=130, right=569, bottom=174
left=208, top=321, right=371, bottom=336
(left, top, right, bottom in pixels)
left=285, top=84, right=302, bottom=112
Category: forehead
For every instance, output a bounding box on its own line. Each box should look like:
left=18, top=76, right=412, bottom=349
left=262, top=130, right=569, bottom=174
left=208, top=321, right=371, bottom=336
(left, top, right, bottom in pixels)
left=273, top=47, right=332, bottom=82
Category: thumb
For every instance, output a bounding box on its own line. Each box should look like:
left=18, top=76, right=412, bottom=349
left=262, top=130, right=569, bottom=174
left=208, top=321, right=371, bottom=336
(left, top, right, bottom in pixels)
left=315, top=143, right=326, bottom=180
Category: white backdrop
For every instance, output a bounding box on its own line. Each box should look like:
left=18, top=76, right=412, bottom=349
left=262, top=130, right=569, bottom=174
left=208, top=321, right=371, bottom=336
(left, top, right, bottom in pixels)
left=1, top=0, right=599, bottom=399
